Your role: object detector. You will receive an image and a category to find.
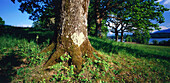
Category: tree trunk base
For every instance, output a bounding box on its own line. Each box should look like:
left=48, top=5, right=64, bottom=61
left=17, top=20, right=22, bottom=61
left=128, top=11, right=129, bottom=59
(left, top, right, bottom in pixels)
left=41, top=39, right=102, bottom=73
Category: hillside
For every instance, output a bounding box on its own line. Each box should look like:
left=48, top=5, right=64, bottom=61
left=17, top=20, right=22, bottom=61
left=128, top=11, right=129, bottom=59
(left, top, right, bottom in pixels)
left=151, top=28, right=170, bottom=38
left=0, top=27, right=169, bottom=82
left=153, top=28, right=170, bottom=34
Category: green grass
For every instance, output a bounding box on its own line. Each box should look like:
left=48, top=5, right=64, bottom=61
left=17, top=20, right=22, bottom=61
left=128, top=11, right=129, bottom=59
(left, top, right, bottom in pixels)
left=89, top=36, right=170, bottom=60
left=0, top=26, right=169, bottom=82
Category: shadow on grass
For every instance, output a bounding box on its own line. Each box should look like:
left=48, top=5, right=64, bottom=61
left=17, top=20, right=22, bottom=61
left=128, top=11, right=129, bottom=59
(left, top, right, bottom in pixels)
left=0, top=25, right=53, bottom=44
left=0, top=51, right=24, bottom=82
left=89, top=37, right=170, bottom=61
left=0, top=25, right=53, bottom=82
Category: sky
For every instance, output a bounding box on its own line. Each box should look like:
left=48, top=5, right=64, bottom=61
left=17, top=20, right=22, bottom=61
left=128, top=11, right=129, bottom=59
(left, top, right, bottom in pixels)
left=0, top=0, right=169, bottom=28
left=156, top=0, right=170, bottom=30
left=0, top=0, right=33, bottom=27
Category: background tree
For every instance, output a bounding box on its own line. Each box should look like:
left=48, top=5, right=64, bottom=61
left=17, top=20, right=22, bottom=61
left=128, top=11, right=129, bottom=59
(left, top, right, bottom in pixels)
left=88, top=0, right=126, bottom=37
left=132, top=29, right=151, bottom=44
left=32, top=17, right=55, bottom=30
left=88, top=0, right=108, bottom=37
left=106, top=0, right=169, bottom=42
left=120, top=23, right=133, bottom=42
left=0, top=17, right=5, bottom=25
left=122, top=0, right=169, bottom=43
left=106, top=17, right=121, bottom=42
left=11, top=0, right=102, bottom=73
left=32, top=21, right=40, bottom=28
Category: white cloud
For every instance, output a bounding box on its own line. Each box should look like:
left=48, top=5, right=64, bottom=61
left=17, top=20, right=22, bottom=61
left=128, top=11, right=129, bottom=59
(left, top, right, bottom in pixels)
left=14, top=25, right=32, bottom=27
left=159, top=26, right=170, bottom=30
left=164, top=0, right=170, bottom=5
left=156, top=0, right=163, bottom=2
left=151, top=26, right=170, bottom=33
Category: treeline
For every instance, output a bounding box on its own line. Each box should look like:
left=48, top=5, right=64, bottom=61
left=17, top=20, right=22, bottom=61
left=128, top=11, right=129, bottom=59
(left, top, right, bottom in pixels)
left=152, top=40, right=170, bottom=46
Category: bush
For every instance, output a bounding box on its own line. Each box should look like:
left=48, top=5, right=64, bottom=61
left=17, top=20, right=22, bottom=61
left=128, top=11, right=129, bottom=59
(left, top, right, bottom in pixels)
left=152, top=40, right=159, bottom=45
left=159, top=40, right=167, bottom=45
left=125, top=35, right=132, bottom=42
left=132, top=30, right=150, bottom=44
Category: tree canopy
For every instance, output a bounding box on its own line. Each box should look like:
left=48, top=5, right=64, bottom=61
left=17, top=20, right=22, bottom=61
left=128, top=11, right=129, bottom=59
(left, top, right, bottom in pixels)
left=11, top=0, right=169, bottom=40
left=11, top=0, right=56, bottom=30
left=106, top=0, right=169, bottom=42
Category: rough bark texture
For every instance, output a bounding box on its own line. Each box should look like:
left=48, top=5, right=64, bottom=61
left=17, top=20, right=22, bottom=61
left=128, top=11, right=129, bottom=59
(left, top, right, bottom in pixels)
left=42, top=0, right=100, bottom=73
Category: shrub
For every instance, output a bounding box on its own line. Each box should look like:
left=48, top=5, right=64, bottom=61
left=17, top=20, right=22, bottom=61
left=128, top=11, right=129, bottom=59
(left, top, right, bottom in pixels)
left=132, top=30, right=150, bottom=44
left=125, top=35, right=132, bottom=42
left=159, top=40, right=167, bottom=45
left=152, top=40, right=159, bottom=45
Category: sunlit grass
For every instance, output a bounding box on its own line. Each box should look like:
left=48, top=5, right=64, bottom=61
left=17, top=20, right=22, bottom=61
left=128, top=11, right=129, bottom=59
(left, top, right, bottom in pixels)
left=0, top=27, right=169, bottom=82
left=89, top=36, right=170, bottom=59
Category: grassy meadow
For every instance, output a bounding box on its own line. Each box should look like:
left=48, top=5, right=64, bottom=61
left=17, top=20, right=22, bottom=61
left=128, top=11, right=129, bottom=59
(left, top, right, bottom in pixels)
left=0, top=26, right=170, bottom=82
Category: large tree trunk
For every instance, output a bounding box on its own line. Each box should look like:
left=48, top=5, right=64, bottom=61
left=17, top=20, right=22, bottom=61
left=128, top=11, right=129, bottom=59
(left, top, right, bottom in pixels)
left=42, top=0, right=100, bottom=73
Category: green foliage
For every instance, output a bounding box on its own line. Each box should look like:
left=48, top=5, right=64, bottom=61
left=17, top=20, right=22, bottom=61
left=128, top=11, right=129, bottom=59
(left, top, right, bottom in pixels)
left=1, top=24, right=170, bottom=82
left=101, top=19, right=108, bottom=33
left=0, top=35, right=49, bottom=67
left=107, top=0, right=169, bottom=41
left=159, top=40, right=167, bottom=45
left=88, top=1, right=109, bottom=36
left=11, top=0, right=57, bottom=31
left=152, top=40, right=159, bottom=45
left=46, top=53, right=117, bottom=82
left=32, top=21, right=41, bottom=29
left=89, top=36, right=170, bottom=59
left=158, top=40, right=170, bottom=46
left=0, top=17, right=5, bottom=25
left=87, top=0, right=109, bottom=36
left=125, top=35, right=132, bottom=42
left=132, top=30, right=151, bottom=44
left=0, top=34, right=50, bottom=82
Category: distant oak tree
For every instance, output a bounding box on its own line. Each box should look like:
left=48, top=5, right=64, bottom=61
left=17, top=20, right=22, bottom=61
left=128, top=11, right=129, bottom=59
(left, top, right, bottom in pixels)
left=106, top=0, right=169, bottom=42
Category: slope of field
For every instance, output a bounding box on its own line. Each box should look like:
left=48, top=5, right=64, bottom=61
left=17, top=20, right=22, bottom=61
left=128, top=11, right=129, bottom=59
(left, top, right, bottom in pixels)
left=0, top=27, right=169, bottom=82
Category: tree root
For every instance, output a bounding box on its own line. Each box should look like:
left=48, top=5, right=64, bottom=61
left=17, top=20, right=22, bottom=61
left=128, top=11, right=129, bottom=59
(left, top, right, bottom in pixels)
left=41, top=40, right=104, bottom=73
left=40, top=42, right=56, bottom=54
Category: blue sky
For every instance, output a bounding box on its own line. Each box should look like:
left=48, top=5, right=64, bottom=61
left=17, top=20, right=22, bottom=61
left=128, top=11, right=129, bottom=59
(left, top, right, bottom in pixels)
left=0, top=0, right=169, bottom=28
left=156, top=0, right=170, bottom=30
left=0, top=0, right=33, bottom=27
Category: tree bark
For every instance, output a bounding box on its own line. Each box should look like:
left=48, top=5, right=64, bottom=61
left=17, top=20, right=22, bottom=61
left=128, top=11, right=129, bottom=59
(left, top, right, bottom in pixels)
left=121, top=30, right=124, bottom=42
left=95, top=18, right=103, bottom=37
left=87, top=18, right=91, bottom=35
left=94, top=0, right=102, bottom=38
left=115, top=29, right=118, bottom=42
left=41, top=0, right=100, bottom=73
